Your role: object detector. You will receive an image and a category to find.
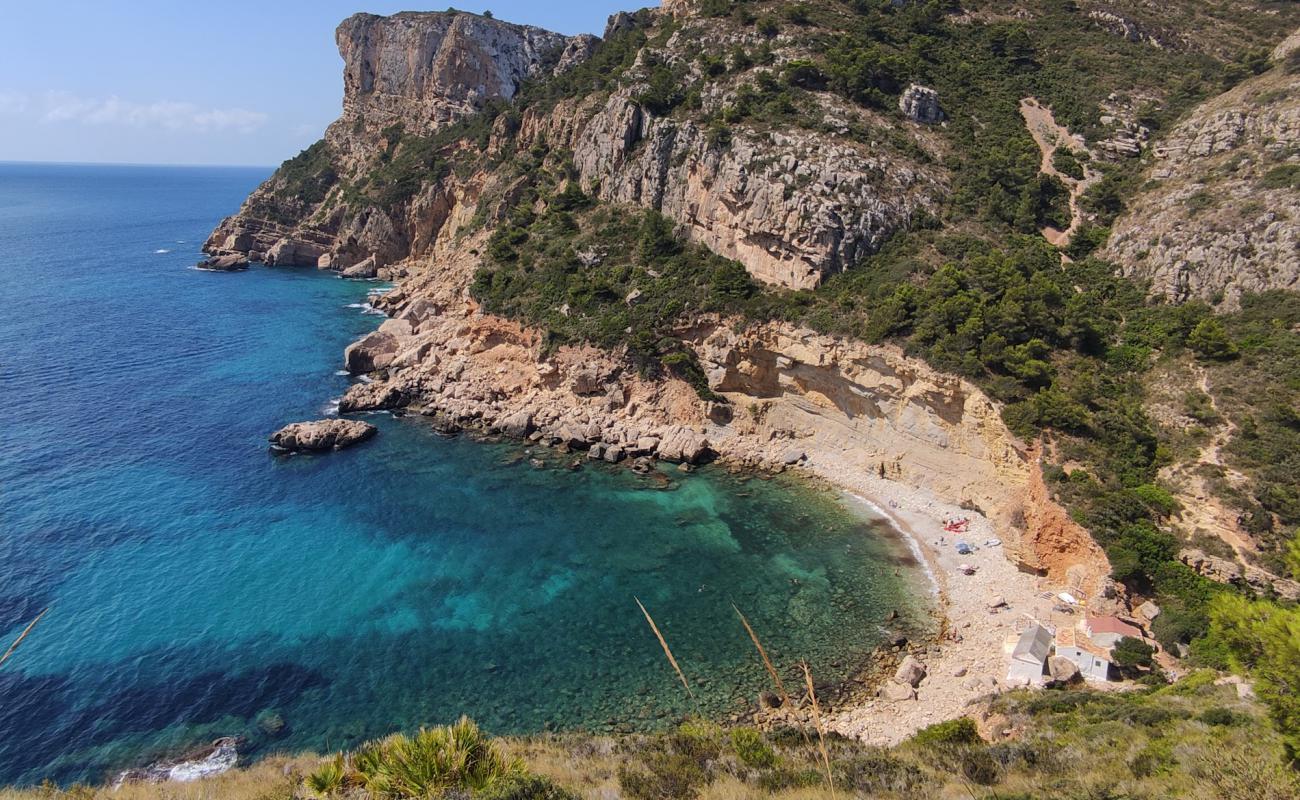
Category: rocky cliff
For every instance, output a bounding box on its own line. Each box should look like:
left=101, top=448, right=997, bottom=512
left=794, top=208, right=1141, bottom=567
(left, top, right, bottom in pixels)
left=205, top=6, right=944, bottom=289
left=1105, top=33, right=1300, bottom=307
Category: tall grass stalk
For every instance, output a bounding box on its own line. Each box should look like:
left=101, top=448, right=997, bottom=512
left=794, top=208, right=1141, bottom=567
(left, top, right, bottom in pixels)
left=635, top=597, right=694, bottom=699
left=733, top=603, right=790, bottom=702
left=0, top=607, right=49, bottom=669
left=801, top=661, right=836, bottom=798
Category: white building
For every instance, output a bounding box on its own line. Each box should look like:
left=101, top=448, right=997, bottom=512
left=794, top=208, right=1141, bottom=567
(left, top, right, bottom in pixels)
left=1054, top=627, right=1112, bottom=682
left=1006, top=623, right=1054, bottom=686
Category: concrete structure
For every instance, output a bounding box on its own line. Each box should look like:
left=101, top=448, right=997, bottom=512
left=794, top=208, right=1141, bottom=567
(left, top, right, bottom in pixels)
left=1084, top=615, right=1144, bottom=648
left=1006, top=623, right=1053, bottom=686
left=1054, top=628, right=1112, bottom=682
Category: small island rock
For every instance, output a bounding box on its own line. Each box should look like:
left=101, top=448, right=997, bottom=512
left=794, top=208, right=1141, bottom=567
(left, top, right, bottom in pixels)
left=197, top=253, right=249, bottom=271
left=269, top=419, right=377, bottom=452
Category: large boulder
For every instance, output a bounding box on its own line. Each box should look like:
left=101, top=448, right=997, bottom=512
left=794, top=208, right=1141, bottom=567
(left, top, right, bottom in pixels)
left=656, top=427, right=711, bottom=464
left=339, top=382, right=406, bottom=412
left=341, top=255, right=379, bottom=279
left=197, top=253, right=249, bottom=271
left=265, top=237, right=328, bottom=267
left=269, top=419, right=377, bottom=452
left=893, top=655, right=928, bottom=688
left=879, top=681, right=917, bottom=702
left=1047, top=656, right=1082, bottom=686
left=499, top=410, right=534, bottom=438
left=899, top=84, right=944, bottom=124
left=344, top=319, right=413, bottom=374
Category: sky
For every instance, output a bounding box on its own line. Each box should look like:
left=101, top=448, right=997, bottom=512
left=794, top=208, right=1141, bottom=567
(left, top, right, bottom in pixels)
left=0, top=0, right=644, bottom=166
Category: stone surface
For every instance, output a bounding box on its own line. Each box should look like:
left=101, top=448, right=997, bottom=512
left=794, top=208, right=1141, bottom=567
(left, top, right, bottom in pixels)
left=269, top=419, right=377, bottom=452
left=1047, top=656, right=1082, bottom=685
left=1105, top=48, right=1300, bottom=308
left=893, top=655, right=928, bottom=688
left=879, top=681, right=917, bottom=702
left=899, top=84, right=944, bottom=124
left=197, top=253, right=248, bottom=271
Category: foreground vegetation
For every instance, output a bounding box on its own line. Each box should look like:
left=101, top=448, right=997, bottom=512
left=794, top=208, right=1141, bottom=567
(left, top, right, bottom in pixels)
left=6, top=675, right=1296, bottom=799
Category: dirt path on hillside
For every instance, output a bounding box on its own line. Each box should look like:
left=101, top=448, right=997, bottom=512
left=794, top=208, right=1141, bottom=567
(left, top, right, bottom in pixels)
left=1161, top=370, right=1259, bottom=561
left=1020, top=98, right=1101, bottom=247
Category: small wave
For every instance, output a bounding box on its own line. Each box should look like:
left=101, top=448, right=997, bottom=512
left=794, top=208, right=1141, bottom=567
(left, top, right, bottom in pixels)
left=154, top=248, right=172, bottom=254
left=323, top=397, right=341, bottom=415
left=334, top=369, right=350, bottom=376
left=845, top=491, right=939, bottom=597
left=345, top=303, right=366, bottom=309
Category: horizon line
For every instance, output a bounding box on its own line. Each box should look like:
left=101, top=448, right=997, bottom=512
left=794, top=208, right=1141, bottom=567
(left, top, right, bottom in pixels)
left=0, top=158, right=277, bottom=170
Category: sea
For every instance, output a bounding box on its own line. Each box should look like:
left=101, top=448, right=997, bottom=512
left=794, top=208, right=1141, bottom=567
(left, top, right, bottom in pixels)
left=0, top=162, right=931, bottom=786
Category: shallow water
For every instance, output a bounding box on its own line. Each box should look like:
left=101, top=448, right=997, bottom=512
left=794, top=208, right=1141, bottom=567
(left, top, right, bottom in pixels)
left=0, top=162, right=932, bottom=785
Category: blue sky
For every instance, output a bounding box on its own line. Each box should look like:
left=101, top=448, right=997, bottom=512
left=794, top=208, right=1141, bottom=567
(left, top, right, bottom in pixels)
left=0, top=1, right=643, bottom=166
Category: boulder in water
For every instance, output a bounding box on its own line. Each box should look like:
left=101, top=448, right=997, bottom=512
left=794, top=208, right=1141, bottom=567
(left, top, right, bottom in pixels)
left=197, top=253, right=249, bottom=271
left=269, top=419, right=377, bottom=452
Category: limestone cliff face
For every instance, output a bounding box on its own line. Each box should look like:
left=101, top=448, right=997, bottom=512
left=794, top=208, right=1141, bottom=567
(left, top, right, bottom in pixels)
left=516, top=89, right=940, bottom=289
left=1105, top=34, right=1300, bottom=307
left=205, top=10, right=578, bottom=271
left=207, top=7, right=943, bottom=290
left=334, top=12, right=573, bottom=140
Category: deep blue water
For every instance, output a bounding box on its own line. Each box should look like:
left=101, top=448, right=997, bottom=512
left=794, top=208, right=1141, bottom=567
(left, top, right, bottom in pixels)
left=0, top=162, right=931, bottom=786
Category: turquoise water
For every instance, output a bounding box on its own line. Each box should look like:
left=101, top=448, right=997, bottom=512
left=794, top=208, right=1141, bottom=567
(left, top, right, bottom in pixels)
left=0, top=162, right=931, bottom=786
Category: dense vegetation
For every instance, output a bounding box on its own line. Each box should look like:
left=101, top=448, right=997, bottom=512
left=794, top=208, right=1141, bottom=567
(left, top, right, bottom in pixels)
left=471, top=160, right=768, bottom=398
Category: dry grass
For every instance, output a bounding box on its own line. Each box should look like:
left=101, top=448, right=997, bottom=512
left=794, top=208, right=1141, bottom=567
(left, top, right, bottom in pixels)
left=635, top=597, right=693, bottom=700
left=0, top=608, right=49, bottom=670
left=0, top=754, right=316, bottom=800
left=4, top=677, right=1299, bottom=800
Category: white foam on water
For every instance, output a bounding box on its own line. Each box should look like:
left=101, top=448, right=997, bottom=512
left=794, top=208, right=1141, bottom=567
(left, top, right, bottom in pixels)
left=334, top=369, right=350, bottom=376
left=844, top=491, right=939, bottom=597
left=154, top=248, right=172, bottom=254
left=167, top=741, right=237, bottom=783
left=323, top=397, right=341, bottom=415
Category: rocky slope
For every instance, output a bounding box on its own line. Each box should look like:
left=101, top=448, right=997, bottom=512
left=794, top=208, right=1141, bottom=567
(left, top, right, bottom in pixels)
left=1105, top=37, right=1300, bottom=307
left=206, top=7, right=945, bottom=289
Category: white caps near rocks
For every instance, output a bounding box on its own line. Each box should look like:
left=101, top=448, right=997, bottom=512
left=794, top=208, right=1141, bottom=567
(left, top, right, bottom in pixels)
left=269, top=419, right=377, bottom=452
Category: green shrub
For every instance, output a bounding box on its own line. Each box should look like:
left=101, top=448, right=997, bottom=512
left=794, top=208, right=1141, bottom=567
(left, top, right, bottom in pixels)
left=1260, top=164, right=1300, bottom=190
left=352, top=717, right=522, bottom=798
left=834, top=751, right=927, bottom=794
left=305, top=753, right=346, bottom=797
left=911, top=717, right=982, bottom=747
left=618, top=752, right=709, bottom=800
left=1053, top=147, right=1085, bottom=180
left=1199, top=707, right=1248, bottom=727
left=729, top=727, right=776, bottom=769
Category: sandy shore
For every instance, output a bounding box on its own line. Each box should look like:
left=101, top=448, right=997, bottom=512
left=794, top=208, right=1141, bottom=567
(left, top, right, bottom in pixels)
left=801, top=451, right=1069, bottom=746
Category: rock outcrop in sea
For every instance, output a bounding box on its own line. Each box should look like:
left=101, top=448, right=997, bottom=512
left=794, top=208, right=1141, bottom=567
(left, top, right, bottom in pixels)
left=269, top=419, right=377, bottom=452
